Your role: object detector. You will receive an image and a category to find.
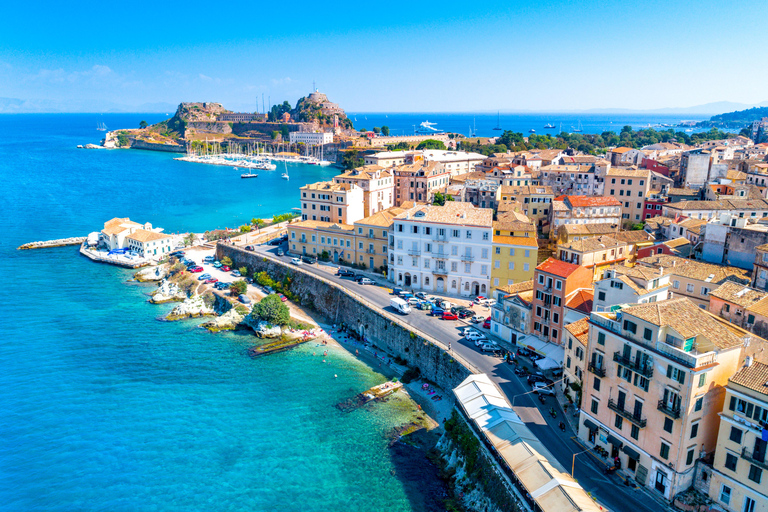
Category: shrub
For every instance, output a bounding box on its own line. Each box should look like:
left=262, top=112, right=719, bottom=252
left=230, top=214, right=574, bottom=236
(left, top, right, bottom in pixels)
left=319, top=250, right=330, bottom=262
left=256, top=271, right=275, bottom=288
left=251, top=294, right=290, bottom=326
left=221, top=256, right=233, bottom=267
left=238, top=266, right=249, bottom=277
left=229, top=280, right=247, bottom=296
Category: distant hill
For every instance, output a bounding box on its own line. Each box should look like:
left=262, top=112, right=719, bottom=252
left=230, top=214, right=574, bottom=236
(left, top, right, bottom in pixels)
left=583, top=100, right=768, bottom=115
left=707, top=106, right=768, bottom=125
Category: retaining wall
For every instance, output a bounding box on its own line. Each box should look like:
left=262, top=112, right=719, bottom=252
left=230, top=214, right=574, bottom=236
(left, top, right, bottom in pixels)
left=216, top=244, right=473, bottom=391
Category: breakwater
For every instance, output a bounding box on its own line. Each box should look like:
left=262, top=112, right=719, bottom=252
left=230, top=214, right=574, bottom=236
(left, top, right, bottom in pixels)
left=216, top=244, right=474, bottom=391
left=17, top=237, right=86, bottom=250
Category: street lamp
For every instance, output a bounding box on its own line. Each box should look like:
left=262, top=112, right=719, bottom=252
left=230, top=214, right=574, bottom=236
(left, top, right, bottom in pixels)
left=572, top=447, right=593, bottom=478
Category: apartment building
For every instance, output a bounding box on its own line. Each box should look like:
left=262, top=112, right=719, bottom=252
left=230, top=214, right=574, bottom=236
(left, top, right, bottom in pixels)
left=752, top=244, right=768, bottom=291
left=580, top=299, right=751, bottom=501
left=592, top=265, right=670, bottom=312
left=288, top=220, right=358, bottom=263
left=662, top=199, right=768, bottom=221
left=531, top=258, right=593, bottom=345
left=498, top=185, right=555, bottom=233
left=333, top=166, right=394, bottom=217
left=556, top=223, right=621, bottom=245
left=557, top=235, right=628, bottom=279
left=708, top=281, right=768, bottom=339
left=288, top=131, right=333, bottom=145
left=419, top=149, right=486, bottom=176
left=636, top=255, right=750, bottom=308
left=390, top=202, right=493, bottom=297
left=300, top=181, right=364, bottom=224
left=680, top=149, right=713, bottom=188
left=352, top=206, right=409, bottom=273
left=605, top=168, right=652, bottom=226
left=551, top=196, right=622, bottom=234
left=463, top=179, right=500, bottom=210
left=490, top=281, right=534, bottom=343
left=704, top=361, right=768, bottom=512
left=538, top=164, right=602, bottom=196
left=563, top=317, right=589, bottom=393
left=392, top=160, right=451, bottom=206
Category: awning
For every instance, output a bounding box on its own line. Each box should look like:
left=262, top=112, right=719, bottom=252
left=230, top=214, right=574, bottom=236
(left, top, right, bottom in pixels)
left=534, top=357, right=560, bottom=370
left=607, top=434, right=623, bottom=448
left=583, top=419, right=598, bottom=431
left=622, top=445, right=640, bottom=460
left=515, top=335, right=564, bottom=365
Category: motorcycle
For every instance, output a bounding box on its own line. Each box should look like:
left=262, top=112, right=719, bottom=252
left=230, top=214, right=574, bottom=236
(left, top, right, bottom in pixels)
left=549, top=407, right=557, bottom=419
left=538, top=394, right=547, bottom=404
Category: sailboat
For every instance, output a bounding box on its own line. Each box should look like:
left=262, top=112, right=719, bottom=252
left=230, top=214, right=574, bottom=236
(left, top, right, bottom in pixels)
left=571, top=120, right=583, bottom=133
left=281, top=161, right=289, bottom=180
left=493, top=111, right=502, bottom=130
left=543, top=122, right=555, bottom=129
left=96, top=121, right=107, bottom=131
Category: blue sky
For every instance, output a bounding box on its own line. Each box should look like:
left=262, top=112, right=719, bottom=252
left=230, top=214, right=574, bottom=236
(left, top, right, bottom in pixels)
left=1, top=0, right=766, bottom=112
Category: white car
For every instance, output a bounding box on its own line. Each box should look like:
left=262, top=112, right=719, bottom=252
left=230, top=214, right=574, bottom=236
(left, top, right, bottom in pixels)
left=465, top=331, right=486, bottom=341
left=481, top=299, right=496, bottom=307
left=359, top=278, right=375, bottom=285
left=532, top=382, right=555, bottom=395
left=290, top=257, right=302, bottom=265
left=470, top=315, right=484, bottom=323
left=407, top=297, right=420, bottom=306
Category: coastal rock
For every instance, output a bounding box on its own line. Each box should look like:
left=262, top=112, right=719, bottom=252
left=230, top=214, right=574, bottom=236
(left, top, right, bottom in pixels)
left=150, top=279, right=187, bottom=304
left=201, top=307, right=247, bottom=332
left=166, top=295, right=215, bottom=321
left=136, top=264, right=168, bottom=282
left=241, top=315, right=283, bottom=338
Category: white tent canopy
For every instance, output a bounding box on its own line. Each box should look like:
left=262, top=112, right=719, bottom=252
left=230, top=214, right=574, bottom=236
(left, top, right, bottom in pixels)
left=515, top=335, right=564, bottom=365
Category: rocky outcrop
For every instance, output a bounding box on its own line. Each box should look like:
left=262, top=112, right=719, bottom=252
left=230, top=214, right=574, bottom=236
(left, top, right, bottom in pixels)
left=242, top=317, right=283, bottom=338
left=201, top=307, right=248, bottom=332
left=150, top=279, right=187, bottom=304
left=165, top=295, right=215, bottom=320
left=136, top=265, right=169, bottom=282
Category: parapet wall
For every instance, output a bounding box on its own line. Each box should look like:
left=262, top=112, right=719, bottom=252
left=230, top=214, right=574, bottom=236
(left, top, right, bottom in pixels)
left=216, top=244, right=473, bottom=390
left=130, top=139, right=186, bottom=153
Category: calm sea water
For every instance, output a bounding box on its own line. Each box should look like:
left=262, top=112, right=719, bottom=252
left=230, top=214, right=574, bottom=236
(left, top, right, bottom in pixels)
left=0, top=115, right=421, bottom=512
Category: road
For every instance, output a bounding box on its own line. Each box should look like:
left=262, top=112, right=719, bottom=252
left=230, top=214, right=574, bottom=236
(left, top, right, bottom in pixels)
left=248, top=242, right=660, bottom=512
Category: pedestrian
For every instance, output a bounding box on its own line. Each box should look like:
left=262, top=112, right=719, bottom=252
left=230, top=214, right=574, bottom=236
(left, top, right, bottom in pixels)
left=448, top=342, right=452, bottom=351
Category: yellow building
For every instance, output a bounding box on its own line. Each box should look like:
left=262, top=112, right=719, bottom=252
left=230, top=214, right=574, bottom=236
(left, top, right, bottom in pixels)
left=705, top=361, right=768, bottom=512
left=491, top=213, right=538, bottom=291
left=352, top=205, right=410, bottom=273
left=288, top=220, right=357, bottom=264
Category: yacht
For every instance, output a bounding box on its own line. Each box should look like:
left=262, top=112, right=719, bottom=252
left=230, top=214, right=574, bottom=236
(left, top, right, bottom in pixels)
left=543, top=123, right=555, bottom=129
left=281, top=172, right=290, bottom=180
left=415, top=121, right=443, bottom=134
left=529, top=128, right=536, bottom=133
left=241, top=173, right=259, bottom=179
left=493, top=111, right=502, bottom=131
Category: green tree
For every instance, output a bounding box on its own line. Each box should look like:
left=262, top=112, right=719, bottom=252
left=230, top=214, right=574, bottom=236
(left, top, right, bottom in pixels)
left=433, top=191, right=455, bottom=206
left=221, top=256, right=233, bottom=267
left=270, top=131, right=279, bottom=140
left=381, top=125, right=390, bottom=136
left=240, top=224, right=252, bottom=233
left=280, top=124, right=290, bottom=141
left=139, top=120, right=148, bottom=129
left=229, top=280, right=247, bottom=296
left=116, top=132, right=130, bottom=147
left=183, top=233, right=196, bottom=246
left=416, top=139, right=446, bottom=150
left=341, top=150, right=363, bottom=170
left=251, top=294, right=290, bottom=326
left=252, top=218, right=266, bottom=232
left=372, top=127, right=381, bottom=134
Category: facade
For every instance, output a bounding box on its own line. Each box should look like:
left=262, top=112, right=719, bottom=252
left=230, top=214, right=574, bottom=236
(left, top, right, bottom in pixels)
left=392, top=161, right=450, bottom=206
left=579, top=299, right=750, bottom=501
left=390, top=202, right=493, bottom=297
left=662, top=199, right=768, bottom=221
left=708, top=281, right=768, bottom=339
left=592, top=265, right=670, bottom=312
left=605, top=168, right=652, bottom=225
left=217, top=112, right=261, bottom=122
left=419, top=149, right=486, bottom=176
left=289, top=131, right=334, bottom=145
left=364, top=150, right=413, bottom=167
left=288, top=220, right=358, bottom=263
left=463, top=179, right=500, bottom=210
left=705, top=361, right=768, bottom=512
left=752, top=244, right=768, bottom=291
left=490, top=281, right=534, bottom=343
left=491, top=235, right=538, bottom=292
left=556, top=222, right=620, bottom=245
left=680, top=149, right=713, bottom=188
left=99, top=217, right=170, bottom=257
left=352, top=206, right=409, bottom=273
left=498, top=185, right=555, bottom=233
left=563, top=317, right=590, bottom=394
left=531, top=258, right=593, bottom=345
left=643, top=192, right=670, bottom=221
left=551, top=195, right=623, bottom=234
left=333, top=166, right=394, bottom=217
left=299, top=181, right=364, bottom=224
left=538, top=164, right=602, bottom=196
left=557, top=235, right=628, bottom=279
left=125, top=230, right=173, bottom=259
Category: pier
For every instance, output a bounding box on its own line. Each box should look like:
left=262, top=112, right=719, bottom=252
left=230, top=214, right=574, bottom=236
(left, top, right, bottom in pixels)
left=18, top=237, right=86, bottom=250
left=247, top=336, right=313, bottom=357
left=336, top=381, right=403, bottom=412
left=79, top=244, right=150, bottom=269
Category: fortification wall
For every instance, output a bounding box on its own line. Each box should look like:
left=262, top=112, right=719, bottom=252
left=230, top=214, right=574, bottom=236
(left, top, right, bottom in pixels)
left=130, top=139, right=186, bottom=153
left=216, top=244, right=472, bottom=390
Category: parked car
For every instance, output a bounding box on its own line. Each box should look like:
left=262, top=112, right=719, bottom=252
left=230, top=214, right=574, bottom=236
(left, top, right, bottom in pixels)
left=189, top=266, right=203, bottom=273
left=301, top=256, right=315, bottom=264
left=244, top=245, right=255, bottom=251
left=527, top=374, right=554, bottom=386
left=337, top=269, right=355, bottom=278
left=353, top=275, right=365, bottom=283
left=481, top=299, right=496, bottom=307
left=278, top=294, right=288, bottom=302
left=238, top=294, right=251, bottom=304
left=552, top=368, right=564, bottom=378
left=221, top=265, right=231, bottom=272
left=458, top=309, right=474, bottom=319
left=204, top=256, right=215, bottom=263
left=170, top=251, right=185, bottom=258
left=479, top=342, right=501, bottom=353
left=359, top=278, right=375, bottom=285
left=276, top=249, right=284, bottom=256
left=401, top=293, right=414, bottom=300
left=430, top=307, right=445, bottom=317
left=204, top=278, right=218, bottom=284
left=482, top=317, right=491, bottom=329
left=231, top=270, right=241, bottom=277
left=474, top=296, right=488, bottom=304
left=415, top=292, right=427, bottom=300
left=407, top=297, right=420, bottom=306
left=269, top=238, right=283, bottom=246
left=214, top=282, right=229, bottom=290
left=392, top=287, right=403, bottom=295
left=442, top=311, right=458, bottom=321
left=417, top=301, right=433, bottom=310
left=470, top=315, right=484, bottom=324
left=390, top=297, right=411, bottom=315
left=450, top=306, right=466, bottom=314
left=465, top=330, right=486, bottom=341
left=213, top=261, right=222, bottom=268
left=291, top=257, right=302, bottom=265
left=532, top=382, right=555, bottom=395
left=197, top=273, right=212, bottom=280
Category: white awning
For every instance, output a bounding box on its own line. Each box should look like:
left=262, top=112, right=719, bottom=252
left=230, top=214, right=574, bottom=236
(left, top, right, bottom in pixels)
left=515, top=335, right=564, bottom=365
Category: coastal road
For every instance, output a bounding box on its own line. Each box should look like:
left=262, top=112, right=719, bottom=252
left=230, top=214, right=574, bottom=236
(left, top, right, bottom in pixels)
left=249, top=243, right=660, bottom=512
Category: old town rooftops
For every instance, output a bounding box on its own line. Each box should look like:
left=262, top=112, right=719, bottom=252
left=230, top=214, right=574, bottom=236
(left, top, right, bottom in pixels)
left=564, top=196, right=622, bottom=208
left=606, top=167, right=651, bottom=178
left=709, top=281, right=768, bottom=309
left=637, top=254, right=749, bottom=284
left=301, top=180, right=358, bottom=192
left=102, top=217, right=144, bottom=236
left=497, top=280, right=535, bottom=296
left=559, top=235, right=625, bottom=253
left=395, top=202, right=493, bottom=227
left=126, top=229, right=171, bottom=242
left=729, top=361, right=768, bottom=396
left=565, top=317, right=590, bottom=345
left=536, top=257, right=583, bottom=278
left=335, top=165, right=389, bottom=180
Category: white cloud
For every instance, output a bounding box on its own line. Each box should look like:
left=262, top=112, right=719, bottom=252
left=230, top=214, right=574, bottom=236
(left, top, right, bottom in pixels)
left=270, top=77, right=293, bottom=86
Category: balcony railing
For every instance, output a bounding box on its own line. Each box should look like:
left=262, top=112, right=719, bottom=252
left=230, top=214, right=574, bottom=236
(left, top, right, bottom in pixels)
left=366, top=249, right=376, bottom=254
left=588, top=363, right=606, bottom=377
left=432, top=268, right=449, bottom=276
left=608, top=399, right=647, bottom=428
left=655, top=341, right=717, bottom=369
left=657, top=400, right=682, bottom=419
left=461, top=254, right=475, bottom=262
left=367, top=233, right=375, bottom=238
left=613, top=352, right=654, bottom=378
left=742, top=447, right=768, bottom=471
left=434, top=253, right=448, bottom=259
left=407, top=249, right=421, bottom=256
left=433, top=235, right=448, bottom=242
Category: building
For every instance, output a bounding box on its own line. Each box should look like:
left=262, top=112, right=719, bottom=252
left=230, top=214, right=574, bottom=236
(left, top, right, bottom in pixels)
left=699, top=216, right=768, bottom=269
left=99, top=217, right=171, bottom=259
left=636, top=254, right=750, bottom=308
left=333, top=166, right=394, bottom=217
left=752, top=244, right=768, bottom=291
left=217, top=112, right=261, bottom=122
left=289, top=131, right=334, bottom=145
left=392, top=160, right=450, bottom=206
left=592, top=265, right=670, bottom=312
left=556, top=222, right=620, bottom=245
left=557, top=235, right=628, bottom=279
left=662, top=199, right=768, bottom=221
left=419, top=149, right=486, bottom=176
left=580, top=299, right=754, bottom=501
left=288, top=220, right=357, bottom=263
left=498, top=185, right=555, bottom=233
left=352, top=206, right=409, bottom=273
left=490, top=281, right=534, bottom=343
left=605, top=168, right=652, bottom=226
left=463, top=179, right=501, bottom=210
left=491, top=234, right=538, bottom=292
left=608, top=147, right=644, bottom=166
left=708, top=281, right=768, bottom=339
left=680, top=149, right=713, bottom=188
left=364, top=150, right=414, bottom=167
left=643, top=191, right=671, bottom=221
left=390, top=202, right=493, bottom=297
left=704, top=360, right=768, bottom=512
left=299, top=181, right=364, bottom=224
left=551, top=196, right=623, bottom=234
left=563, top=317, right=590, bottom=395
left=531, top=258, right=593, bottom=345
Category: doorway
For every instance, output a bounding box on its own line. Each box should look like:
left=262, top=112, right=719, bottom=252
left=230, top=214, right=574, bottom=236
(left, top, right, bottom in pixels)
left=655, top=471, right=667, bottom=494
left=436, top=277, right=445, bottom=293
left=404, top=274, right=411, bottom=286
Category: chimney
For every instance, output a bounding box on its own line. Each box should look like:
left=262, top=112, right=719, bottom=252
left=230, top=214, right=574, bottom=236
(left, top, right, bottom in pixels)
left=745, top=356, right=752, bottom=367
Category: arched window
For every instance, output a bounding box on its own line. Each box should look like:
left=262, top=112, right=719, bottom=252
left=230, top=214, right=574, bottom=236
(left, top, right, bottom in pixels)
left=398, top=273, right=403, bottom=281
left=451, top=280, right=457, bottom=289
left=464, top=282, right=470, bottom=291
left=481, top=284, right=487, bottom=293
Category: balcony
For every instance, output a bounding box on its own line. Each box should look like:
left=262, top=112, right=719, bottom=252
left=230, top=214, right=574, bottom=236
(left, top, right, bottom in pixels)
left=367, top=233, right=375, bottom=238
left=461, top=254, right=475, bottom=262
left=588, top=363, right=606, bottom=377
left=613, top=351, right=654, bottom=378
left=407, top=249, right=421, bottom=256
left=434, top=253, right=448, bottom=260
left=366, top=249, right=376, bottom=254
left=433, top=234, right=448, bottom=242
left=741, top=447, right=768, bottom=471
left=655, top=341, right=717, bottom=369
left=657, top=400, right=682, bottom=419
left=608, top=399, right=647, bottom=428
left=432, top=268, right=449, bottom=276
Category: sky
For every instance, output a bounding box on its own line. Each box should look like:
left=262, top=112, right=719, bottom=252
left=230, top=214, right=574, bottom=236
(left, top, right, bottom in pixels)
left=1, top=0, right=767, bottom=113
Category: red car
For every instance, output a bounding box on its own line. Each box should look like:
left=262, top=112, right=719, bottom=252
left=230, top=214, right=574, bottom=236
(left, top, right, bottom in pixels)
left=221, top=265, right=231, bottom=272
left=474, top=296, right=487, bottom=304
left=483, top=317, right=491, bottom=329
left=278, top=293, right=288, bottom=302
left=205, top=278, right=218, bottom=284
left=442, top=311, right=458, bottom=321
left=189, top=266, right=204, bottom=273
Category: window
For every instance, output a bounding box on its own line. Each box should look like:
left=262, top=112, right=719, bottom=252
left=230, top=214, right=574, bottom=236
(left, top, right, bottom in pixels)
left=567, top=356, right=571, bottom=368
left=466, top=230, right=472, bottom=239
left=673, top=280, right=680, bottom=289
left=690, top=422, right=699, bottom=439
left=695, top=396, right=703, bottom=412
left=686, top=448, right=695, bottom=466
left=644, top=328, right=653, bottom=341
left=744, top=497, right=756, bottom=512
left=686, top=284, right=694, bottom=293
left=591, top=398, right=599, bottom=414
left=523, top=263, right=530, bottom=271
left=594, top=377, right=601, bottom=391
left=598, top=332, right=605, bottom=345
left=630, top=424, right=639, bottom=440
left=494, top=260, right=500, bottom=269
left=748, top=465, right=762, bottom=484
left=660, top=441, right=670, bottom=460
left=730, top=427, right=743, bottom=444
left=663, top=417, right=673, bottom=433
left=719, top=485, right=731, bottom=505
left=615, top=415, right=623, bottom=429
left=598, top=291, right=606, bottom=301
left=725, top=453, right=738, bottom=471
left=495, top=247, right=500, bottom=254
left=508, top=261, right=515, bottom=270
left=623, top=320, right=637, bottom=334
left=555, top=280, right=562, bottom=290
left=698, top=373, right=706, bottom=388
left=667, top=365, right=685, bottom=384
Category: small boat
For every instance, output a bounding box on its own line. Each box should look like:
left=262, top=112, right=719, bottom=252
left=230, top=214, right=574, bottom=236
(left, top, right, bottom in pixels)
left=529, top=128, right=536, bottom=133
left=281, top=173, right=289, bottom=180
left=493, top=110, right=502, bottom=130
left=241, top=173, right=259, bottom=179
left=96, top=121, right=107, bottom=131
left=571, top=120, right=583, bottom=133
left=544, top=123, right=555, bottom=129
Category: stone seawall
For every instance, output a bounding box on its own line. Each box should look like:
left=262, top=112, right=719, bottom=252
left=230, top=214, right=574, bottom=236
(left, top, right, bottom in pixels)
left=130, top=139, right=186, bottom=153
left=216, top=244, right=474, bottom=391
left=18, top=237, right=85, bottom=250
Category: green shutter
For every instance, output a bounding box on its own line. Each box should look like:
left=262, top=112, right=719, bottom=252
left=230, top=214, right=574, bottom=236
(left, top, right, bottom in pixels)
left=667, top=365, right=673, bottom=378
left=683, top=337, right=695, bottom=352
left=729, top=396, right=736, bottom=411
left=678, top=370, right=685, bottom=384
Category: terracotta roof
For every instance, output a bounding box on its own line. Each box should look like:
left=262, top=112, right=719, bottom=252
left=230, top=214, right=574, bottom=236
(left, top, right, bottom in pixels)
left=709, top=281, right=768, bottom=309
left=126, top=229, right=171, bottom=243
left=622, top=298, right=746, bottom=349
left=667, top=188, right=700, bottom=196
left=560, top=156, right=598, bottom=164
left=611, top=147, right=634, bottom=154
left=637, top=255, right=749, bottom=284
left=644, top=216, right=673, bottom=229
left=493, top=235, right=539, bottom=247
left=499, top=185, right=554, bottom=197
left=565, top=289, right=593, bottom=314
left=497, top=280, right=535, bottom=295
left=666, top=199, right=768, bottom=211
left=394, top=202, right=493, bottom=227
left=561, top=223, right=620, bottom=236
left=612, top=230, right=655, bottom=244
left=336, top=164, right=389, bottom=181
left=729, top=361, right=768, bottom=396
left=290, top=220, right=355, bottom=232
left=564, top=317, right=590, bottom=345
left=102, top=217, right=143, bottom=235
left=606, top=168, right=651, bottom=178
left=559, top=235, right=626, bottom=254
left=301, top=180, right=357, bottom=193
left=664, top=237, right=691, bottom=249
left=497, top=200, right=525, bottom=213
left=536, top=257, right=583, bottom=278
left=565, top=196, right=622, bottom=208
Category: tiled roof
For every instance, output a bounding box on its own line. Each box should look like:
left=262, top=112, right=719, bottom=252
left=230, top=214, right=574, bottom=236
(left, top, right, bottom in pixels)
left=493, top=235, right=539, bottom=247
left=356, top=206, right=411, bottom=228
left=565, top=196, right=622, bottom=208
left=536, top=257, right=583, bottom=278
left=290, top=220, right=355, bottom=231
left=644, top=216, right=673, bottom=228
left=637, top=255, right=749, bottom=284
left=605, top=264, right=664, bottom=282
left=623, top=298, right=746, bottom=349
left=102, top=217, right=143, bottom=235
left=559, top=235, right=626, bottom=254
left=336, top=165, right=390, bottom=181
left=667, top=188, right=699, bottom=196
left=664, top=237, right=691, bottom=249
left=395, top=202, right=493, bottom=227
left=665, top=199, right=768, bottom=211
left=709, top=281, right=768, bottom=309
left=497, top=200, right=525, bottom=213
left=729, top=361, right=768, bottom=396
left=561, top=223, right=620, bottom=235
left=499, top=185, right=554, bottom=196
left=606, top=168, right=651, bottom=178
left=611, top=147, right=634, bottom=154
left=564, top=317, right=590, bottom=345
left=566, top=289, right=593, bottom=314
left=560, top=156, right=598, bottom=164
left=612, top=230, right=655, bottom=244
left=497, top=280, right=535, bottom=295
left=301, top=180, right=356, bottom=192
left=126, top=229, right=171, bottom=243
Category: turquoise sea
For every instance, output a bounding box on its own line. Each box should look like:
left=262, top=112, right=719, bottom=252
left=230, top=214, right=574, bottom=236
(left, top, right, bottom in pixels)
left=0, top=115, right=429, bottom=511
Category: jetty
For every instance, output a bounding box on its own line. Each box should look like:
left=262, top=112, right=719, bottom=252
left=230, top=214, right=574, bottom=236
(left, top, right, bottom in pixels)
left=79, top=244, right=150, bottom=269
left=18, top=237, right=85, bottom=250
left=247, top=336, right=313, bottom=357
left=336, top=381, right=403, bottom=412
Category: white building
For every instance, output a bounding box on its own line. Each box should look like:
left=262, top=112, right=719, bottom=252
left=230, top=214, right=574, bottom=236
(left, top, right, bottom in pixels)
left=126, top=230, right=174, bottom=259
left=99, top=217, right=173, bottom=260
left=289, top=131, right=334, bottom=145
left=390, top=202, right=493, bottom=297
left=592, top=265, right=670, bottom=312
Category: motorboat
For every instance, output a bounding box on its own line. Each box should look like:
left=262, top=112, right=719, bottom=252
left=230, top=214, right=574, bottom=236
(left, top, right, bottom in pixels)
left=241, top=173, right=259, bottom=179
left=281, top=173, right=289, bottom=180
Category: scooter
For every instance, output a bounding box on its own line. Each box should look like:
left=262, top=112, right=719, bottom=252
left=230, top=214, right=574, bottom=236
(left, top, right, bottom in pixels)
left=559, top=421, right=566, bottom=431
left=538, top=394, right=547, bottom=404
left=549, top=407, right=557, bottom=419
